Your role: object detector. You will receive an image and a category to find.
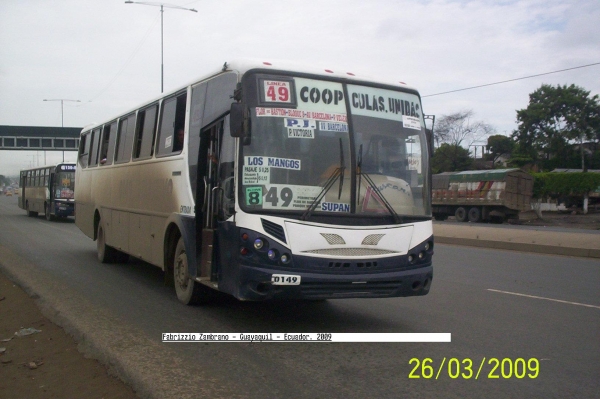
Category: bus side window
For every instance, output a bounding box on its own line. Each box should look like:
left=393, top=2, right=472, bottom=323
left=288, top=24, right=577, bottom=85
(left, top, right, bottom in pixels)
left=89, top=128, right=102, bottom=167
left=78, top=133, right=89, bottom=168
left=99, top=124, right=110, bottom=165
left=134, top=104, right=158, bottom=160
left=101, top=121, right=117, bottom=165
left=115, top=114, right=136, bottom=164
left=156, top=92, right=187, bottom=157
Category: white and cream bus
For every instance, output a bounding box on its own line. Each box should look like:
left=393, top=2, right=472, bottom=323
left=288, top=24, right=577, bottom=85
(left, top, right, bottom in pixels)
left=19, top=163, right=76, bottom=220
left=75, top=60, right=434, bottom=305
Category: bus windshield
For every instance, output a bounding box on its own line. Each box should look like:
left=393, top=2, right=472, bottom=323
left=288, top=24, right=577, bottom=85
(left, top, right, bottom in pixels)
left=56, top=171, right=75, bottom=199
left=239, top=75, right=430, bottom=218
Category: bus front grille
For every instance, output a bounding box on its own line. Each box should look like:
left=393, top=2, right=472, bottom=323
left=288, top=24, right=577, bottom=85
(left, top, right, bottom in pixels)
left=302, top=248, right=397, bottom=256
left=300, top=280, right=402, bottom=298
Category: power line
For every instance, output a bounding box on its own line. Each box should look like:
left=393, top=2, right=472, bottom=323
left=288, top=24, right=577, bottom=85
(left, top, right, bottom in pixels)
left=87, top=13, right=161, bottom=103
left=422, top=62, right=600, bottom=97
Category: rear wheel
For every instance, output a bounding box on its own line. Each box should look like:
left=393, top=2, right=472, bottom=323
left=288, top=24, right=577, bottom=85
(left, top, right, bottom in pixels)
left=454, top=207, right=468, bottom=222
left=468, top=207, right=481, bottom=223
left=173, top=237, right=213, bottom=305
left=45, top=203, right=54, bottom=221
left=97, top=221, right=118, bottom=263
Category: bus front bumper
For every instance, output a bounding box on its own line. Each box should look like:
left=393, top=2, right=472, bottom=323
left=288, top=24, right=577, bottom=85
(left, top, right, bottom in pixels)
left=233, top=264, right=433, bottom=301
left=54, top=203, right=74, bottom=217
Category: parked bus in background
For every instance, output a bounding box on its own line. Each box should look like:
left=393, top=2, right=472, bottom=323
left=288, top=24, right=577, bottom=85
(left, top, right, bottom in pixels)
left=18, top=163, right=76, bottom=220
left=75, top=60, right=434, bottom=305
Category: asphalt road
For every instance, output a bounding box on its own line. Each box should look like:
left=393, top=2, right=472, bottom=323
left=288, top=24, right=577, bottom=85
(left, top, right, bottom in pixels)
left=1, top=195, right=599, bottom=399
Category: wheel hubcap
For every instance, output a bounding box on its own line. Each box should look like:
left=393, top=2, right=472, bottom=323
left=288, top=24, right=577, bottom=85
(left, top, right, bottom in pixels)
left=175, top=253, right=188, bottom=289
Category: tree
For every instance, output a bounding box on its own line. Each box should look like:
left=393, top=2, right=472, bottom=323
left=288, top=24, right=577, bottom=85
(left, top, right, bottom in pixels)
left=431, top=143, right=473, bottom=173
left=512, top=84, right=600, bottom=171
left=486, top=134, right=515, bottom=166
left=434, top=110, right=495, bottom=148
left=0, top=175, right=12, bottom=187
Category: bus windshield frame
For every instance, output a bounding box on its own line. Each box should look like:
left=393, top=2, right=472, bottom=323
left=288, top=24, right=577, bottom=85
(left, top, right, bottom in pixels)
left=54, top=169, right=75, bottom=200
left=237, top=71, right=431, bottom=222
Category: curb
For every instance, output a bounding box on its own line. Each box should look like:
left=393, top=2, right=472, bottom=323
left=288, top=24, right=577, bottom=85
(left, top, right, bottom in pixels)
left=435, top=236, right=600, bottom=259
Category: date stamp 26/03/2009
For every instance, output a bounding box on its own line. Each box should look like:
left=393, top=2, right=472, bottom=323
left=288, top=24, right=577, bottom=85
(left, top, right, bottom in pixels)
left=408, top=358, right=540, bottom=380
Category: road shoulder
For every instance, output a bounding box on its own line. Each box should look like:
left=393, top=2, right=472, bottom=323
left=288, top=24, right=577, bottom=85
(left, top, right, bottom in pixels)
left=0, top=269, right=138, bottom=399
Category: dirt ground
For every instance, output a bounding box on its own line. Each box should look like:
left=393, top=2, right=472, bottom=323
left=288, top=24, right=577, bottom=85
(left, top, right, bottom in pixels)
left=0, top=211, right=598, bottom=399
left=0, top=272, right=138, bottom=399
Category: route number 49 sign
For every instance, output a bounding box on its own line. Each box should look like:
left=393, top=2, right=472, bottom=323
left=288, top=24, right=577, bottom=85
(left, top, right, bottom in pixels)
left=264, top=80, right=292, bottom=103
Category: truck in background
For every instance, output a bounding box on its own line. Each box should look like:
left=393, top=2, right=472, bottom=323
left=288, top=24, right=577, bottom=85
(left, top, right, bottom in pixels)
left=432, top=168, right=533, bottom=223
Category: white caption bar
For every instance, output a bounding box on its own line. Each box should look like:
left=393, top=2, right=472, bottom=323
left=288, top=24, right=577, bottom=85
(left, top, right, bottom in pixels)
left=162, top=333, right=451, bottom=343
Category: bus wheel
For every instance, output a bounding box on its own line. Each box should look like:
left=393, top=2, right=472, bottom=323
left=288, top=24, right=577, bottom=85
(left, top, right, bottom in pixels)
left=45, top=203, right=54, bottom=221
left=173, top=237, right=211, bottom=305
left=454, top=207, right=468, bottom=222
left=468, top=207, right=481, bottom=223
left=97, top=221, right=117, bottom=263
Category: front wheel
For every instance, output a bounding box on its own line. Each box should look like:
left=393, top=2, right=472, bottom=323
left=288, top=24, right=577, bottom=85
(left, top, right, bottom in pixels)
left=45, top=203, right=54, bottom=221
left=173, top=237, right=213, bottom=305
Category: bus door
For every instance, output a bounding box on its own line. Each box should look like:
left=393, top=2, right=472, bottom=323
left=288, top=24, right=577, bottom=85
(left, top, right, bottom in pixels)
left=197, top=116, right=234, bottom=281
left=197, top=118, right=223, bottom=280
left=48, top=172, right=55, bottom=206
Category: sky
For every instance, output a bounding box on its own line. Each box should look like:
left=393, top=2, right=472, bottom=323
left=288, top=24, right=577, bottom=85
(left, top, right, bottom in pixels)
left=1, top=0, right=599, bottom=177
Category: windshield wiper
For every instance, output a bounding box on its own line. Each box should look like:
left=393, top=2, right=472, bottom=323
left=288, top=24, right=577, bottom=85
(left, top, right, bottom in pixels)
left=356, top=144, right=402, bottom=223
left=301, top=138, right=345, bottom=221
left=337, top=138, right=345, bottom=199
left=360, top=172, right=402, bottom=223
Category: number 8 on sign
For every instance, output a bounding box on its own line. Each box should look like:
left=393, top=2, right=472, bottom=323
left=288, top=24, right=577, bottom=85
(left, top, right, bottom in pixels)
left=264, top=80, right=291, bottom=103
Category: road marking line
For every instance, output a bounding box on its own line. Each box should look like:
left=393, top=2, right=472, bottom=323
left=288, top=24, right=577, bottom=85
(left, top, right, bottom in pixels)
left=487, top=289, right=600, bottom=309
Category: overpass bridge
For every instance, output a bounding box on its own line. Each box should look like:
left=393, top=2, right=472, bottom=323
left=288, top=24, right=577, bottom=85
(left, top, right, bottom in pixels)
left=0, top=125, right=81, bottom=151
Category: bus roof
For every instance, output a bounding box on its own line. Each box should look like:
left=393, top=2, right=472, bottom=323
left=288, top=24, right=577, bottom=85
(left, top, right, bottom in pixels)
left=226, top=59, right=417, bottom=89
left=82, top=59, right=419, bottom=133
left=19, top=163, right=76, bottom=173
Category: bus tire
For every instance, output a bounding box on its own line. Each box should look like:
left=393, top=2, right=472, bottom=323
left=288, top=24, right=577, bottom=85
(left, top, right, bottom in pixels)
left=97, top=221, right=117, bottom=263
left=45, top=203, right=54, bottom=221
left=454, top=207, right=468, bottom=222
left=173, top=237, right=212, bottom=305
left=468, top=207, right=481, bottom=223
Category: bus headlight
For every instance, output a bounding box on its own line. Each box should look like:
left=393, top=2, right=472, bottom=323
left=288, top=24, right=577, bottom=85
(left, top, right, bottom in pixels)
left=254, top=238, right=265, bottom=250
left=267, top=249, right=278, bottom=261
left=280, top=253, right=291, bottom=264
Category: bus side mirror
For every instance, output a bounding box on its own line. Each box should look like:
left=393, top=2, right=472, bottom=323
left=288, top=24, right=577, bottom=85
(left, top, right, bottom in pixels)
left=230, top=103, right=246, bottom=137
